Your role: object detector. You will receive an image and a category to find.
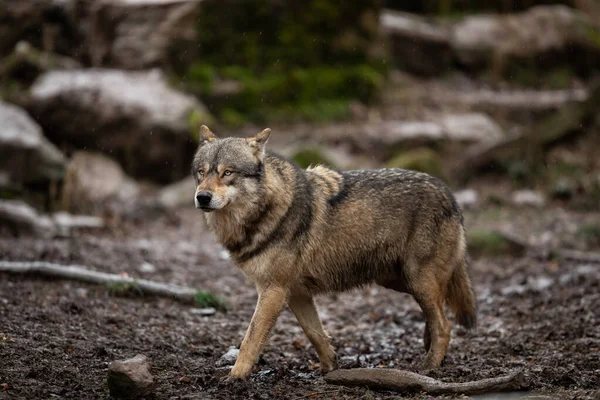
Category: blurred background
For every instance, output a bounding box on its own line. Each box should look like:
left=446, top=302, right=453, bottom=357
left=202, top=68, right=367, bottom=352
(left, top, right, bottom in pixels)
left=2, top=1, right=600, bottom=399
left=1, top=0, right=599, bottom=219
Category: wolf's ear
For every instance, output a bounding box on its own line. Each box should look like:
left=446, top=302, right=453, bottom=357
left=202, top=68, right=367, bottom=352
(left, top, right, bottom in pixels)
left=247, top=128, right=271, bottom=157
left=198, top=125, right=217, bottom=145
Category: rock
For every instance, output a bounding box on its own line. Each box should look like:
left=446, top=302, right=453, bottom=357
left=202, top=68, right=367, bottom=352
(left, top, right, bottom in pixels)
left=76, top=0, right=203, bottom=69
left=377, top=113, right=503, bottom=148
left=378, top=121, right=444, bottom=145
left=61, top=151, right=140, bottom=214
left=138, top=262, right=156, bottom=273
left=107, top=354, right=154, bottom=399
left=454, top=189, right=479, bottom=209
left=0, top=41, right=81, bottom=89
left=156, top=176, right=195, bottom=209
left=437, top=113, right=504, bottom=143
left=216, top=348, right=239, bottom=367
left=386, top=148, right=442, bottom=178
left=450, top=5, right=600, bottom=74
left=52, top=212, right=104, bottom=236
left=0, top=0, right=76, bottom=57
left=0, top=200, right=56, bottom=237
left=25, top=69, right=212, bottom=182
left=0, top=199, right=106, bottom=237
left=0, top=101, right=66, bottom=186
left=189, top=307, right=216, bottom=316
left=381, top=10, right=451, bottom=76
left=511, top=190, right=545, bottom=208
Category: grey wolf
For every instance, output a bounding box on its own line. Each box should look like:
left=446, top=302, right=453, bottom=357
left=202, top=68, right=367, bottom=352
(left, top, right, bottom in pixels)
left=191, top=125, right=476, bottom=379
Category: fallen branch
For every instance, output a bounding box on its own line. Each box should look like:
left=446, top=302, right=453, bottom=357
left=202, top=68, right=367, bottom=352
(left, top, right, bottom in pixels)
left=557, top=249, right=600, bottom=264
left=324, top=368, right=528, bottom=396
left=0, top=261, right=220, bottom=307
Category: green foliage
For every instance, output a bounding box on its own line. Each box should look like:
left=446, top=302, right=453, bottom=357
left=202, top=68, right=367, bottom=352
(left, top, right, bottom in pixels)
left=386, top=148, right=442, bottom=177
left=105, top=281, right=143, bottom=297
left=194, top=291, right=229, bottom=312
left=467, top=229, right=525, bottom=258
left=292, top=147, right=335, bottom=168
left=180, top=0, right=386, bottom=125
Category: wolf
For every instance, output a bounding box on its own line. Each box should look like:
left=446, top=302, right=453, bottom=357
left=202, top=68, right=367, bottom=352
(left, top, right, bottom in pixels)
left=191, top=125, right=477, bottom=380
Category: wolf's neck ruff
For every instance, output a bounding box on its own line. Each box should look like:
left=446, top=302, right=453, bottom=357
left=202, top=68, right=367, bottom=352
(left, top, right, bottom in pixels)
left=205, top=152, right=329, bottom=265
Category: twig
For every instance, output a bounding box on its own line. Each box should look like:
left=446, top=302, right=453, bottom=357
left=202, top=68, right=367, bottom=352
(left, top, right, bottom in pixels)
left=0, top=261, right=197, bottom=302
left=324, top=368, right=529, bottom=396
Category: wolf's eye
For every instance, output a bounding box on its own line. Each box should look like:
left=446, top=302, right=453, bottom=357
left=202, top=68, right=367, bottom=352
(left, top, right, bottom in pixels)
left=223, top=170, right=233, bottom=176
left=198, top=169, right=204, bottom=177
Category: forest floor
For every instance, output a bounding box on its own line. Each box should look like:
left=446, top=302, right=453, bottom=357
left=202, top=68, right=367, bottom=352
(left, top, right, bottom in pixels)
left=1, top=205, right=599, bottom=399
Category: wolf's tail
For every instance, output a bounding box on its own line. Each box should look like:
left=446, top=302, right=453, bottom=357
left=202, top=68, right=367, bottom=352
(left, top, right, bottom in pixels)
left=446, top=258, right=477, bottom=329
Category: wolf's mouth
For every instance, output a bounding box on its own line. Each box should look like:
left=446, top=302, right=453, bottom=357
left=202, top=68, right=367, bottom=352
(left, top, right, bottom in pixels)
left=199, top=207, right=214, bottom=212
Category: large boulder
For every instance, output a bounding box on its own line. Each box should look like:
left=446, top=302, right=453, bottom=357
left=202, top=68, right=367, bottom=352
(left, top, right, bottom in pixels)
left=450, top=5, right=600, bottom=74
left=75, top=0, right=203, bottom=69
left=61, top=151, right=139, bottom=214
left=23, top=68, right=212, bottom=182
left=381, top=10, right=452, bottom=76
left=0, top=101, right=66, bottom=187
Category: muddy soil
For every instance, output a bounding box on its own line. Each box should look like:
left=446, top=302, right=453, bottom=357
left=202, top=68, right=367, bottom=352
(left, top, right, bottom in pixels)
left=1, top=207, right=599, bottom=399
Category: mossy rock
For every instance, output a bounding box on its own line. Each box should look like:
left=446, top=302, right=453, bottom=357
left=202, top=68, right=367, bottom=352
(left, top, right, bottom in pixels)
left=386, top=148, right=442, bottom=177
left=292, top=147, right=335, bottom=169
left=467, top=229, right=527, bottom=258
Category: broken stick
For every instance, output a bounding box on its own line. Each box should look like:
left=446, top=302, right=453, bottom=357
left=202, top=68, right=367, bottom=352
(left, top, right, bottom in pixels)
left=324, top=368, right=529, bottom=396
left=0, top=261, right=197, bottom=302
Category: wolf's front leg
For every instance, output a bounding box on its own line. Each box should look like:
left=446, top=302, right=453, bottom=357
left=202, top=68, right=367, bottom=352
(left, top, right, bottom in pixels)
left=230, top=286, right=288, bottom=379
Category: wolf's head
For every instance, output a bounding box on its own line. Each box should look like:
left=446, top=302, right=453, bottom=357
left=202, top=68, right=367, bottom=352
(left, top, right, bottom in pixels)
left=191, top=125, right=271, bottom=212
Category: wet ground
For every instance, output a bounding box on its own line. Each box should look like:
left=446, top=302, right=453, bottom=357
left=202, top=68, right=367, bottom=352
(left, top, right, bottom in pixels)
left=1, top=206, right=599, bottom=399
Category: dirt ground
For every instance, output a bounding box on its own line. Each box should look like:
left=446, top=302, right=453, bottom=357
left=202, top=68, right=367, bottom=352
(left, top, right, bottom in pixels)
left=1, top=206, right=599, bottom=400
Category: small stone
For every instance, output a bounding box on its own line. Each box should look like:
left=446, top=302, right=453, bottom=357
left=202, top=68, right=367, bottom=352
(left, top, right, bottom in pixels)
left=216, top=348, right=239, bottom=367
left=190, top=307, right=216, bottom=316
left=511, top=189, right=545, bottom=207
left=454, top=189, right=479, bottom=209
left=138, top=262, right=157, bottom=274
left=218, top=250, right=230, bottom=261
left=107, top=354, right=154, bottom=399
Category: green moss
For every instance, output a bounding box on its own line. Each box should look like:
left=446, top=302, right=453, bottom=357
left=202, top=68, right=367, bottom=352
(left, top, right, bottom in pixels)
left=194, top=291, right=229, bottom=312
left=178, top=0, right=386, bottom=125
left=505, top=63, right=576, bottom=89
left=467, top=229, right=526, bottom=258
left=188, top=109, right=215, bottom=143
left=577, top=222, right=600, bottom=246
left=291, top=147, right=335, bottom=169
left=386, top=148, right=442, bottom=177
left=219, top=108, right=247, bottom=128
left=105, top=281, right=143, bottom=297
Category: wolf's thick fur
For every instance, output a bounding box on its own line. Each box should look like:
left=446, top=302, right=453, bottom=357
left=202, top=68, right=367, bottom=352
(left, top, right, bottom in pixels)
left=192, top=126, right=477, bottom=379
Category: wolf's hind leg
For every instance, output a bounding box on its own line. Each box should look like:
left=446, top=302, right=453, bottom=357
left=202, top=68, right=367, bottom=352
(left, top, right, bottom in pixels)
left=288, top=294, right=338, bottom=373
left=411, top=273, right=451, bottom=370
left=230, top=286, right=288, bottom=379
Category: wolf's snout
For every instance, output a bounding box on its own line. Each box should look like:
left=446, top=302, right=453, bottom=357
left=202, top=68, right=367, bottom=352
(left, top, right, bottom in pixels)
left=196, top=191, right=212, bottom=207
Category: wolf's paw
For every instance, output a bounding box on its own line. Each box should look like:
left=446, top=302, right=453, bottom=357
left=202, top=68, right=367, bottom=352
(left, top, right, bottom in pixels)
left=228, top=363, right=252, bottom=380
left=320, top=354, right=339, bottom=374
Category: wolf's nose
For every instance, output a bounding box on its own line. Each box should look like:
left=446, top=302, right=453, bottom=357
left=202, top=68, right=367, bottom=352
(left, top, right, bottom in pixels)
left=196, top=191, right=212, bottom=206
